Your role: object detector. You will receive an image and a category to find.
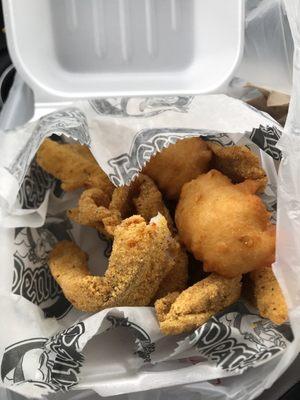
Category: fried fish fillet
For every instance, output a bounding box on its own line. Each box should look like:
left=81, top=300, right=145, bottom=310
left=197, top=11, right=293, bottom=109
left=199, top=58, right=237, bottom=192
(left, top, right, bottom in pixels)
left=155, top=274, right=241, bottom=335
left=208, top=143, right=267, bottom=191
left=248, top=267, right=288, bottom=325
left=153, top=242, right=188, bottom=300
left=175, top=170, right=275, bottom=277
left=143, top=137, right=212, bottom=200
left=36, top=138, right=114, bottom=195
left=49, top=215, right=178, bottom=312
left=69, top=174, right=174, bottom=236
left=69, top=174, right=188, bottom=296
left=68, top=187, right=120, bottom=237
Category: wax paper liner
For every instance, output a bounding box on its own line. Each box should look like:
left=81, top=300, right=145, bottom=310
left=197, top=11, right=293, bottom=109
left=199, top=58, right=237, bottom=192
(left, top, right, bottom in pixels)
left=0, top=94, right=297, bottom=400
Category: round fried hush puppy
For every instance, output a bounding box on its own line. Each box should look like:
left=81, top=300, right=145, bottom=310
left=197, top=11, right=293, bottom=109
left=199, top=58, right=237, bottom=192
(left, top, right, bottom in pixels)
left=175, top=170, right=275, bottom=278
left=155, top=273, right=241, bottom=335
left=49, top=215, right=177, bottom=312
left=249, top=267, right=288, bottom=325
left=36, top=138, right=114, bottom=195
left=143, top=137, right=212, bottom=200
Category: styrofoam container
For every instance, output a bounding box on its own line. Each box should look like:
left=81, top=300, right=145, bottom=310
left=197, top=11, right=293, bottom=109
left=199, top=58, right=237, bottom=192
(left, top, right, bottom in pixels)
left=2, top=0, right=244, bottom=101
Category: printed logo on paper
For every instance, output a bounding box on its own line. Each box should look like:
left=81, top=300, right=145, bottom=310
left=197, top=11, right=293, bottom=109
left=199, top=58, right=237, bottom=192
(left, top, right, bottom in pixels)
left=1, top=322, right=85, bottom=393
left=107, top=315, right=155, bottom=362
left=248, top=125, right=282, bottom=160
left=190, top=303, right=290, bottom=372
left=12, top=213, right=73, bottom=319
left=89, top=96, right=193, bottom=118
left=17, top=160, right=55, bottom=209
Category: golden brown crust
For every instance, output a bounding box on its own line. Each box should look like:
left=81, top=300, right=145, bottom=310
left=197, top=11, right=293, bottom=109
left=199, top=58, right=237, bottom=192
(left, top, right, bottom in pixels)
left=208, top=143, right=267, bottom=191
left=175, top=170, right=275, bottom=277
left=153, top=240, right=188, bottom=300
left=68, top=188, right=121, bottom=237
left=49, top=241, right=111, bottom=311
left=155, top=274, right=242, bottom=335
left=36, top=138, right=114, bottom=195
left=132, top=175, right=175, bottom=232
left=109, top=183, right=136, bottom=218
left=49, top=215, right=176, bottom=312
left=68, top=174, right=187, bottom=299
left=249, top=267, right=288, bottom=325
left=69, top=174, right=174, bottom=236
left=155, top=292, right=180, bottom=322
left=143, top=137, right=212, bottom=200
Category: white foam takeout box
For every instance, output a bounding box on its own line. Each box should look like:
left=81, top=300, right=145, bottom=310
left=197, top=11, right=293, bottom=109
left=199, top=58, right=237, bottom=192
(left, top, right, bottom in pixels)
left=2, top=0, right=244, bottom=101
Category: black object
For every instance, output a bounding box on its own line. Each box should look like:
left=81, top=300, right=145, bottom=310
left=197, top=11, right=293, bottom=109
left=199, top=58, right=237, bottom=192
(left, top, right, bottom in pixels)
left=0, top=0, right=15, bottom=107
left=279, top=382, right=300, bottom=400
left=0, top=1, right=6, bottom=52
left=0, top=51, right=15, bottom=106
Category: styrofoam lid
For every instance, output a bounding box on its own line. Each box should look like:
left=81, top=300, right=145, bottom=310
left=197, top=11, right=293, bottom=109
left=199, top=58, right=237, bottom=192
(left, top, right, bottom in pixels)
left=3, top=0, right=244, bottom=101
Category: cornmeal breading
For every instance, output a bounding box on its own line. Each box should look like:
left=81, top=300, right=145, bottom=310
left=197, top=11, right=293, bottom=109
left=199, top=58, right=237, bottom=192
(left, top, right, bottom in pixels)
left=50, top=215, right=176, bottom=312
left=155, top=274, right=241, bottom=335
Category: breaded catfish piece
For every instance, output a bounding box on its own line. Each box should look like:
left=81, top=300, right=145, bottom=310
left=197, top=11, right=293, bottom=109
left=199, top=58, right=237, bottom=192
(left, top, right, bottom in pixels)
left=208, top=143, right=267, bottom=191
left=69, top=175, right=189, bottom=296
left=36, top=138, right=114, bottom=195
left=69, top=174, right=174, bottom=236
left=153, top=243, right=188, bottom=300
left=175, top=170, right=275, bottom=278
left=49, top=215, right=177, bottom=312
left=143, top=137, right=212, bottom=200
left=248, top=267, right=288, bottom=325
left=68, top=187, right=120, bottom=237
left=155, top=274, right=241, bottom=335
